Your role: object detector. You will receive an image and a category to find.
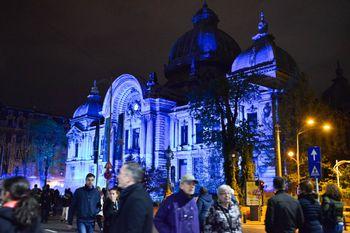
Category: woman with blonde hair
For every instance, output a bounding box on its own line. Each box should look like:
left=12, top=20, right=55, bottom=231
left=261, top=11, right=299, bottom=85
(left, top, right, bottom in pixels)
left=204, top=185, right=241, bottom=233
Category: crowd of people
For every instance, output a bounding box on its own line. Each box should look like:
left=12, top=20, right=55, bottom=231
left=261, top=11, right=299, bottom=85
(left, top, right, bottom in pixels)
left=0, top=162, right=346, bottom=233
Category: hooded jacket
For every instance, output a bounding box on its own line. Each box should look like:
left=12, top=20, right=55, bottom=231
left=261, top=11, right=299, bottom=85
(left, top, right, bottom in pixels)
left=0, top=207, right=43, bottom=233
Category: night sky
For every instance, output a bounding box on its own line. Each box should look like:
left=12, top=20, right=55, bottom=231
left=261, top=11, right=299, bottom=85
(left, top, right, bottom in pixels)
left=1, top=1, right=349, bottom=117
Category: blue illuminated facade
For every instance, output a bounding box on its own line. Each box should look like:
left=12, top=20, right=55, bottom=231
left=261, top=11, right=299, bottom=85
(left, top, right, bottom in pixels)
left=65, top=5, right=300, bottom=193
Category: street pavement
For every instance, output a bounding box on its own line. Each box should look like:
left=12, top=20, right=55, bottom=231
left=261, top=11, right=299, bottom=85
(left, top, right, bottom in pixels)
left=42, top=216, right=349, bottom=233
left=42, top=216, right=266, bottom=233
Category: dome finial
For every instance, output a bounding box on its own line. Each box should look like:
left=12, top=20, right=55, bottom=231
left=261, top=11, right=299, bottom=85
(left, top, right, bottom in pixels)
left=336, top=60, right=344, bottom=78
left=258, top=10, right=268, bottom=34
left=202, top=0, right=208, bottom=8
left=91, top=80, right=99, bottom=95
left=252, top=10, right=269, bottom=41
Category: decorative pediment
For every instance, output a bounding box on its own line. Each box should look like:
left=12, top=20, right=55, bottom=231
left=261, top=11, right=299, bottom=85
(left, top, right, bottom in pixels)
left=66, top=126, right=83, bottom=142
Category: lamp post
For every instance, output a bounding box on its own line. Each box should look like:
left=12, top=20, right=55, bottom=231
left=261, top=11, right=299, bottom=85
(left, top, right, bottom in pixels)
left=295, top=118, right=332, bottom=185
left=333, top=160, right=350, bottom=188
left=164, top=146, right=174, bottom=197
left=287, top=151, right=299, bottom=183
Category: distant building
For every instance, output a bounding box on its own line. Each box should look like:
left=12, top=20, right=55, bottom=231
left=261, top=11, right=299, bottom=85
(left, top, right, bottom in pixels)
left=65, top=3, right=300, bottom=193
left=322, top=62, right=350, bottom=161
left=322, top=61, right=350, bottom=114
left=0, top=103, right=68, bottom=189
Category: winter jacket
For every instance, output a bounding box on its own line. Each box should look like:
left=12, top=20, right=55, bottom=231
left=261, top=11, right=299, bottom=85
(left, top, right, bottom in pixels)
left=103, top=198, right=118, bottom=233
left=321, top=195, right=344, bottom=229
left=67, top=185, right=101, bottom=224
left=265, top=190, right=304, bottom=233
left=197, top=193, right=213, bottom=230
left=109, top=183, right=153, bottom=233
left=62, top=192, right=72, bottom=207
left=0, top=207, right=43, bottom=233
left=154, top=189, right=200, bottom=233
left=40, top=189, right=52, bottom=208
left=204, top=201, right=242, bottom=233
left=298, top=193, right=323, bottom=233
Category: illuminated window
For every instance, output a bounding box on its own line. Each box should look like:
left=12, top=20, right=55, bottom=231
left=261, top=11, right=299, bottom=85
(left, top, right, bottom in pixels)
left=181, top=125, right=188, bottom=146
left=132, top=128, right=140, bottom=149
left=75, top=143, right=79, bottom=157
left=247, top=112, right=258, bottom=128
left=195, top=123, right=203, bottom=144
left=125, top=130, right=129, bottom=150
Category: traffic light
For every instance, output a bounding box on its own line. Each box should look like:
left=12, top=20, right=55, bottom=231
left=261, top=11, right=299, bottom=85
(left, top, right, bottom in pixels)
left=255, top=179, right=265, bottom=191
left=259, top=180, right=265, bottom=191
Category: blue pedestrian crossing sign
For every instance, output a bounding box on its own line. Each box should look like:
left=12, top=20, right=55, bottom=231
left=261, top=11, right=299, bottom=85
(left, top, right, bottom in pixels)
left=308, top=146, right=322, bottom=178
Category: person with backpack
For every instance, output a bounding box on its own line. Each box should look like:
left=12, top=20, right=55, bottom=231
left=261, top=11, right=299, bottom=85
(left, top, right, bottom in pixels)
left=197, top=186, right=213, bottom=232
left=0, top=176, right=43, bottom=233
left=321, top=183, right=344, bottom=233
left=298, top=180, right=323, bottom=233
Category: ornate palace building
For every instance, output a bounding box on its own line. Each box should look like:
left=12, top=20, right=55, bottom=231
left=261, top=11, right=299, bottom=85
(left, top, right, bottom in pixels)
left=65, top=3, right=300, bottom=193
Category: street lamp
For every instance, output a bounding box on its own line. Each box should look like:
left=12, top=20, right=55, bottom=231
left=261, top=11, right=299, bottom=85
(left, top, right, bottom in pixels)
left=287, top=150, right=298, bottom=170
left=333, top=160, right=350, bottom=188
left=296, top=118, right=332, bottom=185
left=164, top=146, right=174, bottom=197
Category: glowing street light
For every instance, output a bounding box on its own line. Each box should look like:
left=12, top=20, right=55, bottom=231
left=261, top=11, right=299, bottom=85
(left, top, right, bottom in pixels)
left=322, top=123, right=332, bottom=131
left=306, top=117, right=316, bottom=126
left=287, top=151, right=295, bottom=157
left=287, top=150, right=298, bottom=165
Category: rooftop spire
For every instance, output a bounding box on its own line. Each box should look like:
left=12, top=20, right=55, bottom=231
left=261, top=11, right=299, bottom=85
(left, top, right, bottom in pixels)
left=90, top=80, right=99, bottom=95
left=192, top=0, right=219, bottom=26
left=336, top=60, right=344, bottom=78
left=252, top=10, right=270, bottom=41
left=202, top=0, right=208, bottom=8
left=258, top=11, right=268, bottom=34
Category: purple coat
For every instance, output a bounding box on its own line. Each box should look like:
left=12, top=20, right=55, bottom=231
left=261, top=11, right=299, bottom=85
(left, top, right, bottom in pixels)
left=154, top=190, right=200, bottom=233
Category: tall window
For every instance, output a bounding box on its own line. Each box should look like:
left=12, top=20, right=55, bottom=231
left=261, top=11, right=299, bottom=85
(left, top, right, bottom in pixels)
left=247, top=112, right=258, bottom=128
left=75, top=143, right=79, bottom=157
left=181, top=125, right=188, bottom=145
left=195, top=123, right=203, bottom=144
left=125, top=130, right=129, bottom=150
left=132, top=128, right=140, bottom=149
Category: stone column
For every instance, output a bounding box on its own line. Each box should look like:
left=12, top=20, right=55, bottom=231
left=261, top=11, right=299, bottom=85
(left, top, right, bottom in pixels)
left=145, top=115, right=154, bottom=169
left=169, top=117, right=174, bottom=149
left=188, top=118, right=193, bottom=146
left=139, top=116, right=146, bottom=162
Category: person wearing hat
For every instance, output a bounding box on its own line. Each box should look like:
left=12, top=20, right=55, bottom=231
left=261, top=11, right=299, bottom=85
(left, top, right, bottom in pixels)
left=154, top=174, right=200, bottom=233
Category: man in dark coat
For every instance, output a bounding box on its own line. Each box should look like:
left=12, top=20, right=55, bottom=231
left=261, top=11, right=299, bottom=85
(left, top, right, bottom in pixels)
left=40, top=184, right=52, bottom=223
left=67, top=173, right=101, bottom=233
left=154, top=174, right=200, bottom=233
left=197, top=186, right=213, bottom=232
left=109, top=162, right=153, bottom=233
left=265, top=176, right=304, bottom=233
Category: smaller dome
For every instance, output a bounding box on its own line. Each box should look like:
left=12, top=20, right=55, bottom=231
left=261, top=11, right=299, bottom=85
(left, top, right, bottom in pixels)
left=231, top=12, right=299, bottom=84
left=73, top=81, right=102, bottom=119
